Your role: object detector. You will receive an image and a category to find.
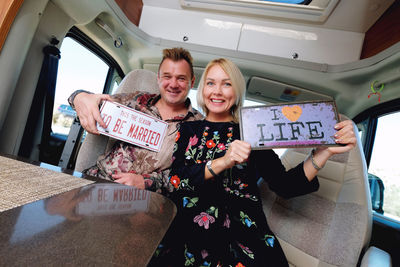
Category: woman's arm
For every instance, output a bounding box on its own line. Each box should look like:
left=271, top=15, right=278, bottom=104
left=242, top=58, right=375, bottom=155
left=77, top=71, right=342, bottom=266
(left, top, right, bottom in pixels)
left=255, top=120, right=357, bottom=198
left=254, top=150, right=319, bottom=198
left=303, top=119, right=357, bottom=180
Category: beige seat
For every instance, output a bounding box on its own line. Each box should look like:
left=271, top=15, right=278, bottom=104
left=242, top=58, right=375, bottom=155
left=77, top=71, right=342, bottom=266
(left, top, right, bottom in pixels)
left=74, top=69, right=159, bottom=172
left=259, top=116, right=391, bottom=267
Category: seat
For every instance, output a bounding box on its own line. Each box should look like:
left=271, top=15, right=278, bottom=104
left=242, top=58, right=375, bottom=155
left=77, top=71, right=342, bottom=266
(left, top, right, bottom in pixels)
left=74, top=69, right=159, bottom=172
left=259, top=116, right=391, bottom=267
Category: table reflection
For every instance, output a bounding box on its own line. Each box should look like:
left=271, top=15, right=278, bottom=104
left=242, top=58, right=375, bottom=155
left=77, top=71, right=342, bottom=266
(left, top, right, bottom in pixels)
left=45, top=184, right=157, bottom=219
left=0, top=183, right=176, bottom=266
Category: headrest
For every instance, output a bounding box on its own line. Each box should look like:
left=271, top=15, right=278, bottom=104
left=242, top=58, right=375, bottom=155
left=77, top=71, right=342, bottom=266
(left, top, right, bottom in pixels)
left=116, top=69, right=159, bottom=94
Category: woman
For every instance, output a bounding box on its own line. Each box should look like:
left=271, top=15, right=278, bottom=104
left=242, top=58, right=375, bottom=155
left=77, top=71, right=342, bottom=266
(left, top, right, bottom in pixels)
left=150, top=58, right=356, bottom=266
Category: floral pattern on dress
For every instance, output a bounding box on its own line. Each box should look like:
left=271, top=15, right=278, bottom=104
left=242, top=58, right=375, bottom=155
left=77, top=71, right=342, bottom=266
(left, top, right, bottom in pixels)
left=183, top=196, right=199, bottom=208
left=184, top=244, right=196, bottom=266
left=183, top=126, right=234, bottom=165
left=237, top=242, right=255, bottom=259
left=193, top=212, right=215, bottom=229
left=262, top=234, right=276, bottom=247
left=239, top=211, right=257, bottom=228
left=149, top=120, right=319, bottom=267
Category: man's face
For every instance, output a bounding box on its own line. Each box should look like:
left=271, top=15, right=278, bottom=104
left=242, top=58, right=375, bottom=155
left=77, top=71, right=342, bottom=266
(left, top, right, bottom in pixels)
left=157, top=59, right=194, bottom=106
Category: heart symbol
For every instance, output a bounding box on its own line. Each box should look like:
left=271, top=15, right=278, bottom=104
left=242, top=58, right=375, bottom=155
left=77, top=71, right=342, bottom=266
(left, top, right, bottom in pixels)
left=282, top=105, right=302, bottom=122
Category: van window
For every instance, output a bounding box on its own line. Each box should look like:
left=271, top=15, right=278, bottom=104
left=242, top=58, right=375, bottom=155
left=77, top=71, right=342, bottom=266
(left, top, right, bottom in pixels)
left=261, top=0, right=309, bottom=4
left=368, top=112, right=400, bottom=220
left=52, top=37, right=109, bottom=136
left=110, top=80, right=121, bottom=95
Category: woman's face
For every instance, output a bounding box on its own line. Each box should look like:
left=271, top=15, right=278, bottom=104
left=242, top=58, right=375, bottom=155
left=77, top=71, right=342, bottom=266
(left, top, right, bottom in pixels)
left=202, top=65, right=236, bottom=122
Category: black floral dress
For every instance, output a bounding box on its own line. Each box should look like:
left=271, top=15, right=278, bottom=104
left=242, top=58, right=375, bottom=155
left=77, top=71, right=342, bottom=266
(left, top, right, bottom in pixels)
left=149, top=120, right=319, bottom=267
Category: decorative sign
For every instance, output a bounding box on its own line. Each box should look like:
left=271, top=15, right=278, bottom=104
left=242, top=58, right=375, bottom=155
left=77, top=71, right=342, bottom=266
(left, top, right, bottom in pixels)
left=97, top=101, right=168, bottom=152
left=240, top=100, right=340, bottom=149
left=76, top=184, right=150, bottom=216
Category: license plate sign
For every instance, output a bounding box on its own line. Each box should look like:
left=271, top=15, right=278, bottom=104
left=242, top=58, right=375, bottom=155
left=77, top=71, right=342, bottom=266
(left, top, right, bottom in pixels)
left=97, top=101, right=168, bottom=152
left=240, top=100, right=340, bottom=149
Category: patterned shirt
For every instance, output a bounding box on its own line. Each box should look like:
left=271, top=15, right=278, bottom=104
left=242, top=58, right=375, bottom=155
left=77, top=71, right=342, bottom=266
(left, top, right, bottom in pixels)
left=72, top=91, right=203, bottom=195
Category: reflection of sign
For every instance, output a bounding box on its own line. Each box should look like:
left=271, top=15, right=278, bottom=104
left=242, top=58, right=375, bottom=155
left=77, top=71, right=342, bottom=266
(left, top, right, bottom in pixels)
left=76, top=184, right=150, bottom=216
left=97, top=101, right=168, bottom=152
left=240, top=100, right=339, bottom=149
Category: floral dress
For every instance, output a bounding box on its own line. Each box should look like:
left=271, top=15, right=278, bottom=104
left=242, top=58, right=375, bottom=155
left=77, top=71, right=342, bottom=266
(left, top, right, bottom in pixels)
left=149, top=120, right=319, bottom=267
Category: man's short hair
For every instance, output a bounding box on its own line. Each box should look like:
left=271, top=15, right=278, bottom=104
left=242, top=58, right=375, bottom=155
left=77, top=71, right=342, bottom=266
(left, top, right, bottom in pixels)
left=158, top=47, right=194, bottom=80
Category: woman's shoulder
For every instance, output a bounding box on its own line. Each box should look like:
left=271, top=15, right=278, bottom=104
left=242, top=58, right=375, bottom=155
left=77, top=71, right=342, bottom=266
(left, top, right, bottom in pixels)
left=177, top=120, right=205, bottom=137
left=179, top=120, right=204, bottom=129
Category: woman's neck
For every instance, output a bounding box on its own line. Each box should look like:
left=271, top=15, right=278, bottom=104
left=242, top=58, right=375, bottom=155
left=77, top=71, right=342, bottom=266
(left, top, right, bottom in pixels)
left=205, top=113, right=233, bottom=122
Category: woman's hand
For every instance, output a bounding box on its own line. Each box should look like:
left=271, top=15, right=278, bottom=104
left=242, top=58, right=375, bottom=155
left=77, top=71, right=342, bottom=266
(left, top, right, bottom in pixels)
left=221, top=140, right=251, bottom=169
left=327, top=119, right=357, bottom=155
left=112, top=172, right=145, bottom=189
left=204, top=140, right=251, bottom=180
left=74, top=92, right=112, bottom=134
left=304, top=119, right=357, bottom=180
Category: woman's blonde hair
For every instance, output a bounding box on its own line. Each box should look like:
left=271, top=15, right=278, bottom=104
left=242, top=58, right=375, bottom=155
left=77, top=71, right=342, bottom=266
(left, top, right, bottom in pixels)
left=197, top=58, right=245, bottom=122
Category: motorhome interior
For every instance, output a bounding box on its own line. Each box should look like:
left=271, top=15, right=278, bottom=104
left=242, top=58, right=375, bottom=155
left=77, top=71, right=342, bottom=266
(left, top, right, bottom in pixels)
left=0, top=0, right=399, bottom=266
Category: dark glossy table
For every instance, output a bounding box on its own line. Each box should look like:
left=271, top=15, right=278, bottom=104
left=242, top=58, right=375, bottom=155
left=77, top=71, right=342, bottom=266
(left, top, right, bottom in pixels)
left=0, top=155, right=176, bottom=266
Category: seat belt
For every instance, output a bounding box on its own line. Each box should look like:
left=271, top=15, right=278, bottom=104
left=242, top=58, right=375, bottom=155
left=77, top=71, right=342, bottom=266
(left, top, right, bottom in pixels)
left=58, top=117, right=84, bottom=169
left=18, top=38, right=61, bottom=160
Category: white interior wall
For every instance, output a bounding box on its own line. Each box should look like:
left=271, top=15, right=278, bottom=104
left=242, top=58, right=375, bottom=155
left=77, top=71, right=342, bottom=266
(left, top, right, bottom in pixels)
left=139, top=5, right=364, bottom=65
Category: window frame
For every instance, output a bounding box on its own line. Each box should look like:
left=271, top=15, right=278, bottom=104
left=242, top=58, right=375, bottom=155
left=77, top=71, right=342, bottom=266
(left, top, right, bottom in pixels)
left=353, top=98, right=400, bottom=219
left=179, top=0, right=338, bottom=22
left=260, top=0, right=312, bottom=4
left=51, top=26, right=125, bottom=138
left=66, top=26, right=125, bottom=94
left=48, top=27, right=125, bottom=168
left=354, top=98, right=400, bottom=167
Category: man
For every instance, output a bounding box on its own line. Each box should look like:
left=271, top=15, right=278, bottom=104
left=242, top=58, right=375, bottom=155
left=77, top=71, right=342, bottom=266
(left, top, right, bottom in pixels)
left=68, top=47, right=203, bottom=194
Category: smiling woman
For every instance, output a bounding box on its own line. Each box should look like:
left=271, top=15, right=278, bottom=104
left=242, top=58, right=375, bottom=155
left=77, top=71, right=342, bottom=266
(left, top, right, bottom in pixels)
left=201, top=65, right=238, bottom=122
left=150, top=57, right=358, bottom=266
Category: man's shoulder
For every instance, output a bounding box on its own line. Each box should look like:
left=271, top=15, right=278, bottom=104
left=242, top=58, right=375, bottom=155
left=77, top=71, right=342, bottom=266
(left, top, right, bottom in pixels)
left=187, top=107, right=204, bottom=121
left=136, top=91, right=159, bottom=105
left=112, top=91, right=159, bottom=106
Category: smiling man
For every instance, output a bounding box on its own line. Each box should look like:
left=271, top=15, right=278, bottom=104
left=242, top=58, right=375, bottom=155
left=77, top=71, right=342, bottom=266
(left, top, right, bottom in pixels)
left=68, top=48, right=203, bottom=194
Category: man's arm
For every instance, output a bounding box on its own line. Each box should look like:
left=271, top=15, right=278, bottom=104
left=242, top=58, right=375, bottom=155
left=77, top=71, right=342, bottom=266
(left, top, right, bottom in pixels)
left=68, top=90, right=112, bottom=134
left=144, top=169, right=173, bottom=196
left=111, top=169, right=173, bottom=196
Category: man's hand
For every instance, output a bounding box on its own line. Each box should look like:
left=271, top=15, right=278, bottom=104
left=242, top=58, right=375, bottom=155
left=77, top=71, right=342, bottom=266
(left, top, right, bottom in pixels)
left=112, top=172, right=146, bottom=189
left=45, top=188, right=91, bottom=221
left=74, top=92, right=112, bottom=134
